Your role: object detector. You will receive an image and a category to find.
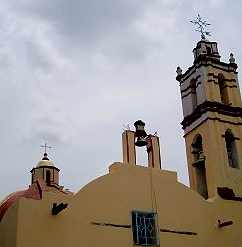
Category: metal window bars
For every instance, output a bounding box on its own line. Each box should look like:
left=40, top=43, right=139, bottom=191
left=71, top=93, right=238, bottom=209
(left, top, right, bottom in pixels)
left=132, top=211, right=159, bottom=246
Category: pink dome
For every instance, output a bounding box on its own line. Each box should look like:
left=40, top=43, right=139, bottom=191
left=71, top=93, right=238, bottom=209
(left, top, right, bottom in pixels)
left=0, top=180, right=65, bottom=221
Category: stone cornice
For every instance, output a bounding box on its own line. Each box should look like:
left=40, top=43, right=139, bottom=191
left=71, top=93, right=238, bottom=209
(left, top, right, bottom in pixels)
left=181, top=101, right=242, bottom=129
left=177, top=60, right=238, bottom=84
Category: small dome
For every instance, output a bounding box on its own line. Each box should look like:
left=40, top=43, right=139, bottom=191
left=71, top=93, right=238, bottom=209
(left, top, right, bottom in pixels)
left=37, top=159, right=55, bottom=167
left=36, top=153, right=55, bottom=167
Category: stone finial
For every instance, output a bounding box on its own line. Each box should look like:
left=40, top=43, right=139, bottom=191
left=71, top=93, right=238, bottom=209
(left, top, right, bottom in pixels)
left=229, top=53, right=235, bottom=64
left=176, top=66, right=182, bottom=82
left=42, top=153, right=49, bottom=161
left=229, top=53, right=238, bottom=70
left=176, top=66, right=182, bottom=75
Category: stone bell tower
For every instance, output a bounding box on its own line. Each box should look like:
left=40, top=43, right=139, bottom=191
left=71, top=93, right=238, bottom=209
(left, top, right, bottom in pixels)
left=176, top=36, right=242, bottom=199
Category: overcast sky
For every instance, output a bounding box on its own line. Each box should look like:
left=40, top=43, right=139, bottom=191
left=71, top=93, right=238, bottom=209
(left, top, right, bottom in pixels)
left=0, top=0, right=242, bottom=200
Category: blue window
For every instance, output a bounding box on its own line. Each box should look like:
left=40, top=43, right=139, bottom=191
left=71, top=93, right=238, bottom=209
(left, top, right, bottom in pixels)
left=132, top=211, right=159, bottom=246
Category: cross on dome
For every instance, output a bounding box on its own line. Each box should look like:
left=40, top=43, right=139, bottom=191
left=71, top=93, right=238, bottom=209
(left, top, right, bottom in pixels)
left=41, top=143, right=51, bottom=154
left=41, top=143, right=51, bottom=160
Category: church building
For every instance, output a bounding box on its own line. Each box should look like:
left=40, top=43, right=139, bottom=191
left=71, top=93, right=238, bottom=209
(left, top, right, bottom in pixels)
left=1, top=32, right=242, bottom=246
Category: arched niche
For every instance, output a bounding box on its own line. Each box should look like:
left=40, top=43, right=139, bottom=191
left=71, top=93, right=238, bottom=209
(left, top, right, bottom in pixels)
left=191, top=134, right=208, bottom=199
left=190, top=79, right=198, bottom=111
left=225, top=130, right=239, bottom=169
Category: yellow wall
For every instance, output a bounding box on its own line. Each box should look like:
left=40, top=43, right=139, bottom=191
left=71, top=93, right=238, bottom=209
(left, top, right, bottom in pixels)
left=185, top=119, right=242, bottom=198
left=0, top=200, right=19, bottom=247
left=204, top=66, right=242, bottom=107
left=1, top=162, right=242, bottom=247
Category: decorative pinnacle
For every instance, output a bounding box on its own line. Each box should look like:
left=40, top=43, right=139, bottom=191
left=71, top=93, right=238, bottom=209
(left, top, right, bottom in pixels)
left=176, top=66, right=182, bottom=76
left=229, top=53, right=235, bottom=64
left=190, top=14, right=211, bottom=39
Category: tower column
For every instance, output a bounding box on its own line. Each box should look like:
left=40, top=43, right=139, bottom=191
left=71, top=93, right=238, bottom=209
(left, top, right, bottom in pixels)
left=147, top=135, right=161, bottom=169
left=122, top=130, right=136, bottom=165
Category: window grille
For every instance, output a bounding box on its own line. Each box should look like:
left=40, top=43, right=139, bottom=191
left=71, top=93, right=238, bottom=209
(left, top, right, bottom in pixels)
left=132, top=211, right=159, bottom=246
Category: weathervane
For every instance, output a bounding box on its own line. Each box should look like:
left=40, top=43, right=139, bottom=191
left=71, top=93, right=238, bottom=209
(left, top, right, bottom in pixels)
left=190, top=14, right=211, bottom=39
left=41, top=143, right=51, bottom=154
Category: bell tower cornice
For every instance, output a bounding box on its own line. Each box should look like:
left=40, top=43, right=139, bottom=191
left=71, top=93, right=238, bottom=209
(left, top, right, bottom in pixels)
left=181, top=101, right=242, bottom=135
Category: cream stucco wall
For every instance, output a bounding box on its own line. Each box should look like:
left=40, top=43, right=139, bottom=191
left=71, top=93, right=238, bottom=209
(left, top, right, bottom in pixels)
left=1, top=162, right=242, bottom=247
left=0, top=200, right=19, bottom=247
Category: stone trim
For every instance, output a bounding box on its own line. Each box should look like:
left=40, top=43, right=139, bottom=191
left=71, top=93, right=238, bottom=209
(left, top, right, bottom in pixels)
left=179, top=61, right=237, bottom=84
left=181, top=101, right=242, bottom=130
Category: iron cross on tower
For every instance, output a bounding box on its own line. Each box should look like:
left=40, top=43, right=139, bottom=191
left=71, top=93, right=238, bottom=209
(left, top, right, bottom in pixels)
left=190, top=14, right=211, bottom=39
left=41, top=143, right=51, bottom=155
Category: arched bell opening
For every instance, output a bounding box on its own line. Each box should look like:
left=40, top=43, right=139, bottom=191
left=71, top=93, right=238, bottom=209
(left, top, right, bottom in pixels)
left=190, top=79, right=198, bottom=111
left=191, top=134, right=208, bottom=199
left=122, top=121, right=161, bottom=169
left=206, top=46, right=212, bottom=56
left=134, top=120, right=148, bottom=166
left=225, top=131, right=239, bottom=169
left=218, top=73, right=229, bottom=105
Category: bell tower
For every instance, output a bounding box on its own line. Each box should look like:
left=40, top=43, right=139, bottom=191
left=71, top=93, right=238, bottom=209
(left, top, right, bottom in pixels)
left=176, top=37, right=242, bottom=199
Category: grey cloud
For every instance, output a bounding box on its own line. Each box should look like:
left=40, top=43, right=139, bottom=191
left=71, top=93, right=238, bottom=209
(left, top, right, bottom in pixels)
left=1, top=0, right=242, bottom=201
left=11, top=0, right=148, bottom=43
